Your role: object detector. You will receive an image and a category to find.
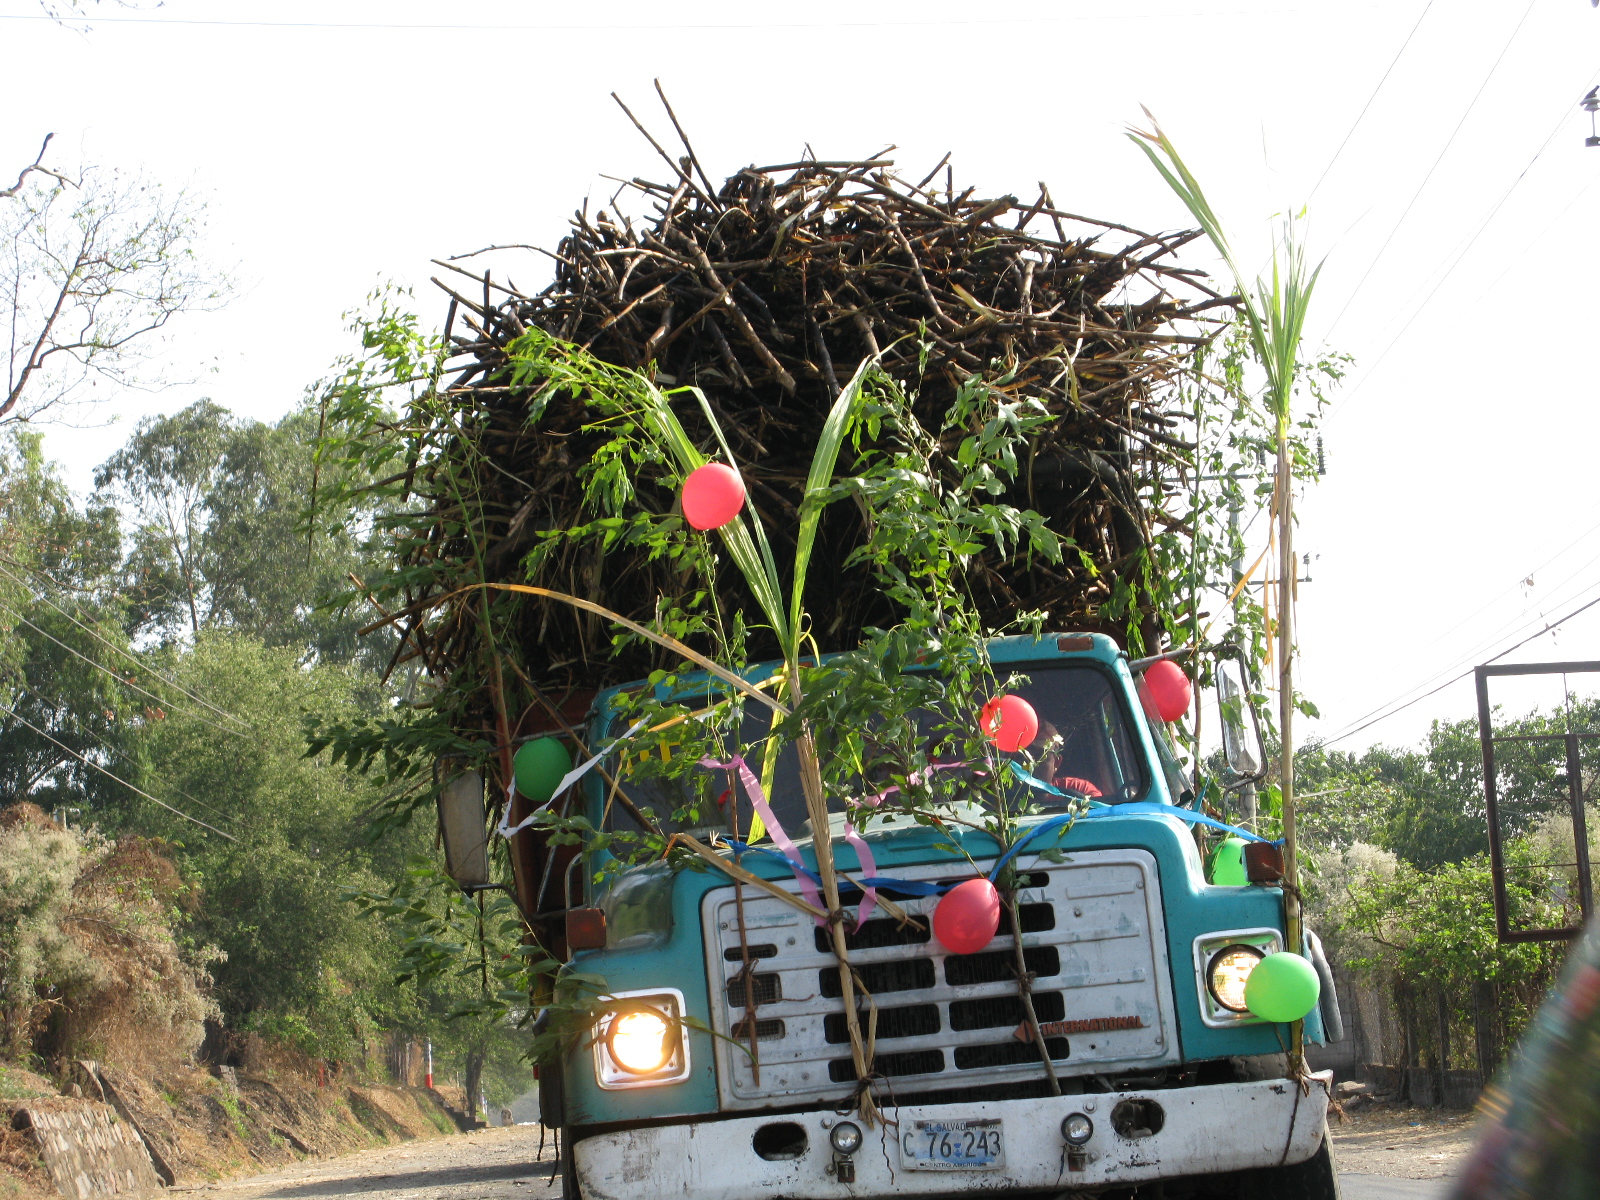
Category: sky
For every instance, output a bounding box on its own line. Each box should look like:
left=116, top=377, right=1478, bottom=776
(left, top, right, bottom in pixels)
left=5, top=0, right=1600, bottom=755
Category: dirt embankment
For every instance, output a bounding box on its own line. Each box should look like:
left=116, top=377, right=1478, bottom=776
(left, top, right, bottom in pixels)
left=2, top=1060, right=465, bottom=1200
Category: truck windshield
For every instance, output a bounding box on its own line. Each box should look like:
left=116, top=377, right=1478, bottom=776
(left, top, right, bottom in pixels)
left=601, top=662, right=1148, bottom=839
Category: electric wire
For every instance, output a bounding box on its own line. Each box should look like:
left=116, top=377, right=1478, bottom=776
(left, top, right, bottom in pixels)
left=1412, top=514, right=1600, bottom=654
left=11, top=684, right=242, bottom=828
left=1322, top=0, right=1539, bottom=343
left=1306, top=0, right=1435, bottom=201
left=0, top=6, right=1376, bottom=32
left=0, top=601, right=253, bottom=742
left=0, top=561, right=250, bottom=728
left=1464, top=163, right=1600, bottom=303
left=1326, top=65, right=1600, bottom=420
left=1316, top=591, right=1600, bottom=749
left=0, top=700, right=239, bottom=841
left=1321, top=561, right=1600, bottom=745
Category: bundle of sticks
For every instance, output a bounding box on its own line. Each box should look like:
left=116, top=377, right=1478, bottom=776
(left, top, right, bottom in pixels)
left=400, top=95, right=1231, bottom=698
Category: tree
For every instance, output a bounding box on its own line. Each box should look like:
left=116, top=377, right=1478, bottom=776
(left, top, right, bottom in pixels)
left=95, top=400, right=377, bottom=659
left=2, top=144, right=227, bottom=424
left=1296, top=699, right=1600, bottom=872
left=0, top=430, right=131, bottom=813
left=125, top=634, right=407, bottom=1057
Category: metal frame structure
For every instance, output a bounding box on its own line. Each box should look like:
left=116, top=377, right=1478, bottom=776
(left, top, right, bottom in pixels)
left=1475, top=661, right=1598, bottom=943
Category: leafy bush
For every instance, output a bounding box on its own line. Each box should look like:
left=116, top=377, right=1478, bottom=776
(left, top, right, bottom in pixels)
left=1316, top=839, right=1569, bottom=1065
left=0, top=804, right=220, bottom=1070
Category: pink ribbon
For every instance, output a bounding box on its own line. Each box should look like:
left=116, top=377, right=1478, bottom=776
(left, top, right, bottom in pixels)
left=861, top=760, right=973, bottom=806
left=701, top=755, right=824, bottom=921
left=702, top=755, right=887, bottom=929
left=842, top=822, right=879, bottom=928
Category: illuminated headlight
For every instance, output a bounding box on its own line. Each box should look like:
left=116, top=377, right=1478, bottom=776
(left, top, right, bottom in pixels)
left=607, top=1009, right=674, bottom=1074
left=595, top=989, right=690, bottom=1089
left=829, top=1121, right=863, bottom=1155
left=1207, top=944, right=1265, bottom=1013
left=1060, top=1113, right=1094, bottom=1145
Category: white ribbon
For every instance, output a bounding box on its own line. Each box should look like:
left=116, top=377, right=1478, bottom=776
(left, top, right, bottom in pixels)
left=496, top=718, right=648, bottom=839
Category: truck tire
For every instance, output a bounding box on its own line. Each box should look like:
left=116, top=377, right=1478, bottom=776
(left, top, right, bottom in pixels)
left=1234, top=1128, right=1341, bottom=1200
left=559, top=1134, right=579, bottom=1199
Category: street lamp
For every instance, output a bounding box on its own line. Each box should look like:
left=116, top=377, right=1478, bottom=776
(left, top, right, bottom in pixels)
left=1584, top=88, right=1599, bottom=148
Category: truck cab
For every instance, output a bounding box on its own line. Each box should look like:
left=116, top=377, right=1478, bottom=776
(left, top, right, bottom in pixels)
left=545, top=633, right=1339, bottom=1199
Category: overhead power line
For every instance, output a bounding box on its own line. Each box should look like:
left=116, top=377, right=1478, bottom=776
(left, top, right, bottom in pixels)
left=0, top=601, right=252, bottom=742
left=0, top=561, right=249, bottom=729
left=1323, top=0, right=1539, bottom=342
left=1328, top=65, right=1600, bottom=419
left=1307, top=0, right=1435, bottom=201
left=1467, top=165, right=1600, bottom=301
left=1412, top=513, right=1600, bottom=655
left=0, top=701, right=239, bottom=842
left=1322, top=560, right=1600, bottom=746
left=0, top=7, right=1376, bottom=32
left=1318, top=591, right=1600, bottom=749
left=13, top=685, right=241, bottom=828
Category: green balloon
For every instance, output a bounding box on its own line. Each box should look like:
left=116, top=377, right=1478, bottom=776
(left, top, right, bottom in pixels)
left=1244, top=951, right=1321, bottom=1023
left=514, top=737, right=573, bottom=806
left=1208, top=836, right=1249, bottom=886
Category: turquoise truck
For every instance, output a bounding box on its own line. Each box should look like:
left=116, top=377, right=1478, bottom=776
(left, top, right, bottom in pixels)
left=533, top=632, right=1343, bottom=1200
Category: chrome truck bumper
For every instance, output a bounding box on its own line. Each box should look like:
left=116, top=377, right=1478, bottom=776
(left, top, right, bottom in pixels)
left=572, top=1070, right=1333, bottom=1200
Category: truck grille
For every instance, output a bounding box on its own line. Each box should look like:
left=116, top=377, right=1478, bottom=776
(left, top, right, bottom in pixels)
left=702, top=848, right=1178, bottom=1109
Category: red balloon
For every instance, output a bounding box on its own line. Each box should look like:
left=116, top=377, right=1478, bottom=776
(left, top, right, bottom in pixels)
left=681, top=463, right=747, bottom=531
left=981, top=694, right=1039, bottom=753
left=933, top=878, right=1001, bottom=955
left=1143, top=659, right=1192, bottom=723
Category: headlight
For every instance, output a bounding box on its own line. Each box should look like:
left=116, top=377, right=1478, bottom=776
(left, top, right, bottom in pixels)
left=829, top=1121, right=863, bottom=1155
left=594, top=988, right=691, bottom=1090
left=607, top=1008, right=675, bottom=1074
left=1061, top=1113, right=1094, bottom=1145
left=1207, top=944, right=1265, bottom=1013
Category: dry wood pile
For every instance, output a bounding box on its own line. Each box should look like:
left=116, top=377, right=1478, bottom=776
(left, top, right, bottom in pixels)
left=399, top=98, right=1231, bottom=700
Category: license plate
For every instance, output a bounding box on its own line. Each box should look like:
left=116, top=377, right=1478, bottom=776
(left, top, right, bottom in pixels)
left=901, top=1118, right=1005, bottom=1171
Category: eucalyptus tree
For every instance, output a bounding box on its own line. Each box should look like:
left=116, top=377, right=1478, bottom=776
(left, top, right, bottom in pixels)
left=2, top=143, right=228, bottom=425
left=95, top=401, right=377, bottom=659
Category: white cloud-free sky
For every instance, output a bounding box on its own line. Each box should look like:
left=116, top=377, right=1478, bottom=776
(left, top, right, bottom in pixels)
left=6, top=0, right=1599, bottom=754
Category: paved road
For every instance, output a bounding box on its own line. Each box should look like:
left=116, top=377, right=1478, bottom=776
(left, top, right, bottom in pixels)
left=181, top=1123, right=1456, bottom=1200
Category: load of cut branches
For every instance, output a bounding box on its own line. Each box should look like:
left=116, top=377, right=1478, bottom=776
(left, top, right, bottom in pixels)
left=328, top=98, right=1231, bottom=720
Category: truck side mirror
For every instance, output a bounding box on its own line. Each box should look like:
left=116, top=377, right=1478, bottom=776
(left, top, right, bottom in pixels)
left=1216, top=661, right=1260, bottom=777
left=437, top=766, right=491, bottom=889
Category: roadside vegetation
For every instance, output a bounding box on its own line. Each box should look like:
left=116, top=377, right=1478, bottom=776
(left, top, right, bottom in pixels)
left=1294, top=723, right=1591, bottom=1065
left=0, top=406, right=532, bottom=1110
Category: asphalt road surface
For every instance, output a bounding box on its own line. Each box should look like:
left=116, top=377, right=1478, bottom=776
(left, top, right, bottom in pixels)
left=177, top=1121, right=1460, bottom=1200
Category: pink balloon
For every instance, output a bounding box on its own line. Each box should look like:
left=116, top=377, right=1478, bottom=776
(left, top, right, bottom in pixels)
left=681, top=463, right=747, bottom=531
left=981, top=694, right=1039, bottom=753
left=933, top=878, right=1002, bottom=955
left=1144, top=659, right=1192, bottom=723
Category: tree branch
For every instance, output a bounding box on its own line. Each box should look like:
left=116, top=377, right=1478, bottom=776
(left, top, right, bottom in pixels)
left=0, top=133, right=75, bottom=200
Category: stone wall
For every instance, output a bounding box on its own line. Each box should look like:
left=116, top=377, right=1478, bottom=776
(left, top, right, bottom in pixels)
left=10, top=1101, right=162, bottom=1200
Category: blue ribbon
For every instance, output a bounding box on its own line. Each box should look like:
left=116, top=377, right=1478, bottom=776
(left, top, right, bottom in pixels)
left=719, top=799, right=1281, bottom=907
left=1078, top=802, right=1282, bottom=845
left=720, top=838, right=952, bottom=898
left=1008, top=761, right=1100, bottom=799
